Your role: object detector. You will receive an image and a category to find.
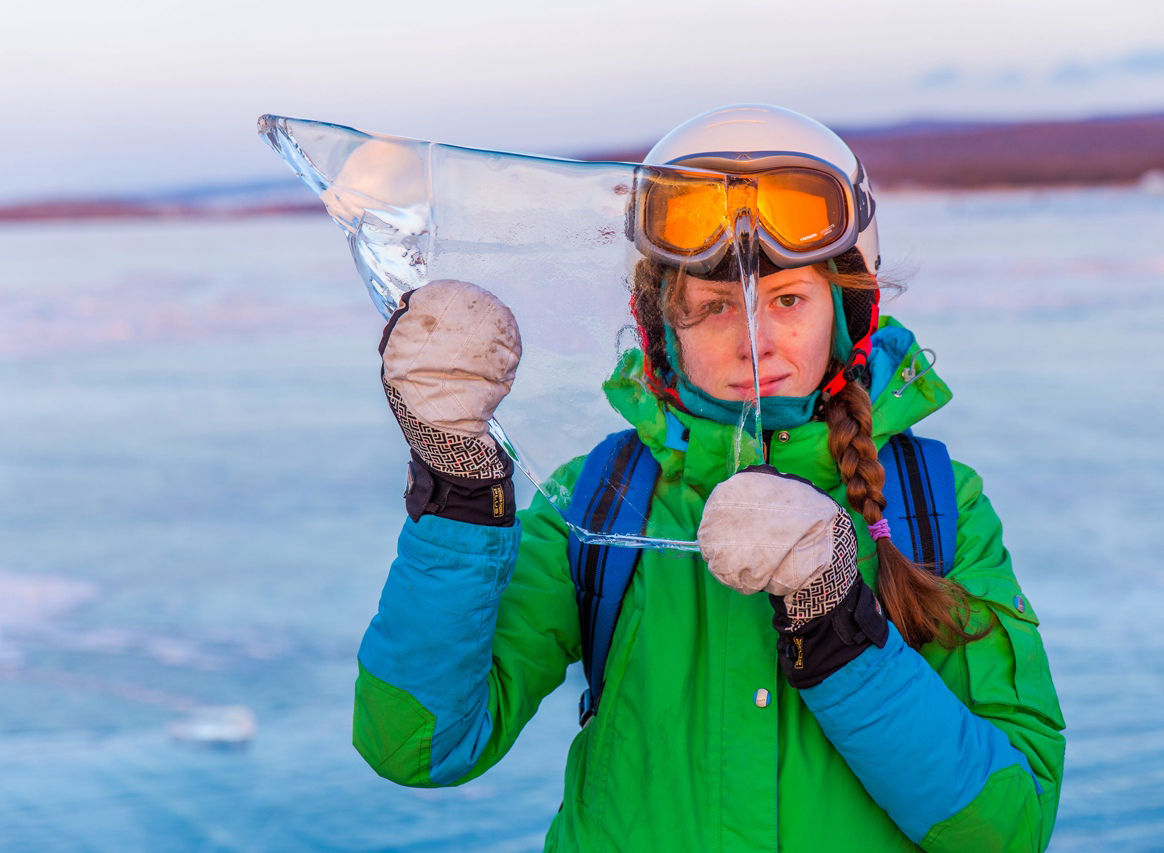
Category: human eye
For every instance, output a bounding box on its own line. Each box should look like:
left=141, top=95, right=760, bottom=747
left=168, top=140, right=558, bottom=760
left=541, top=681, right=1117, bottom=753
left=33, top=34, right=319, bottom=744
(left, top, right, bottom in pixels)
left=687, top=295, right=735, bottom=320
left=680, top=279, right=740, bottom=323
left=774, top=293, right=800, bottom=308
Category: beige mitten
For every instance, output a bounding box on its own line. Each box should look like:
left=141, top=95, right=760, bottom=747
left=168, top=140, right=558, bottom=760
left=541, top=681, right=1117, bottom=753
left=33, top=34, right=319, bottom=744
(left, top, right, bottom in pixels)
left=380, top=279, right=521, bottom=481
left=697, top=466, right=859, bottom=629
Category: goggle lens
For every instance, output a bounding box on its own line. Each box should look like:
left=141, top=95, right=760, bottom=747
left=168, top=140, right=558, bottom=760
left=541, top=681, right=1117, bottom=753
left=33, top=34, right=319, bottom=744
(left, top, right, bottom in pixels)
left=755, top=170, right=846, bottom=251
left=640, top=167, right=849, bottom=260
left=645, top=178, right=728, bottom=253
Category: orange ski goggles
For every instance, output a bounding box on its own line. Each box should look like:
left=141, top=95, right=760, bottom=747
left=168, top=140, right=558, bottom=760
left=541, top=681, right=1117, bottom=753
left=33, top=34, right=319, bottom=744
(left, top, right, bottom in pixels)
left=631, top=153, right=863, bottom=273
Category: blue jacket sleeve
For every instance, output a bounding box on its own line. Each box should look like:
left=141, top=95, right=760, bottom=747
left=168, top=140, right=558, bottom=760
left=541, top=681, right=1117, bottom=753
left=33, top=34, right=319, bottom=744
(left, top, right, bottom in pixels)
left=357, top=514, right=522, bottom=784
left=801, top=624, right=1038, bottom=844
left=800, top=459, right=1064, bottom=851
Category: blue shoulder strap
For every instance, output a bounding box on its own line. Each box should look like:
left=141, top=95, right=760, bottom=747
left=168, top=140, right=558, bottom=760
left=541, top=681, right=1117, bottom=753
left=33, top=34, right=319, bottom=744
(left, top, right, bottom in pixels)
left=877, top=432, right=958, bottom=576
left=565, top=430, right=659, bottom=726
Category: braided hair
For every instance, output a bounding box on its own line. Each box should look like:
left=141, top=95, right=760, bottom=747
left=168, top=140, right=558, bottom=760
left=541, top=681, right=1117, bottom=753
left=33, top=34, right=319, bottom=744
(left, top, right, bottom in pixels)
left=630, top=258, right=982, bottom=648
left=823, top=378, right=982, bottom=647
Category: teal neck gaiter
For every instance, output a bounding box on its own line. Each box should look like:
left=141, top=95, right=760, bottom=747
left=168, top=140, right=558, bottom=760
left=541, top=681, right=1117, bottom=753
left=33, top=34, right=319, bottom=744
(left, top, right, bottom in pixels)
left=663, top=282, right=852, bottom=432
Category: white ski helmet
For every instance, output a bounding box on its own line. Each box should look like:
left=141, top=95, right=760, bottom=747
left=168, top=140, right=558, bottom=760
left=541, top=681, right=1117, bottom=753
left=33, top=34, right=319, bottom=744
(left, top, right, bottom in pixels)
left=633, top=104, right=882, bottom=400
left=641, top=103, right=879, bottom=276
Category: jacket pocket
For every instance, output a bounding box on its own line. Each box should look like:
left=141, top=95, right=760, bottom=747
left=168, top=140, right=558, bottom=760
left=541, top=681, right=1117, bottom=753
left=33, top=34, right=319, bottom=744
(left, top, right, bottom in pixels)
left=577, top=601, right=645, bottom=816
left=960, top=576, right=1065, bottom=730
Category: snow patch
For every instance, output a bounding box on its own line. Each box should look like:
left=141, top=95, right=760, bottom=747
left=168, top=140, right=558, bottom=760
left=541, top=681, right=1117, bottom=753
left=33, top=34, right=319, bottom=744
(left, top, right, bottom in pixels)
left=0, top=570, right=98, bottom=667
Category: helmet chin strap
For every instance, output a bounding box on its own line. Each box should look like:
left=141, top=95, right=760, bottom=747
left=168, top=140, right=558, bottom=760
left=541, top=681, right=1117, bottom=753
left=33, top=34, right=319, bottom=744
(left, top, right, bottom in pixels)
left=821, top=338, right=873, bottom=400
left=821, top=301, right=879, bottom=400
left=819, top=256, right=879, bottom=400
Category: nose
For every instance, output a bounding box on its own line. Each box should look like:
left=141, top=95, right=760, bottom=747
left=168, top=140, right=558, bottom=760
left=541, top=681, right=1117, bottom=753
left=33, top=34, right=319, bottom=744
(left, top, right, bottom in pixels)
left=738, top=307, right=777, bottom=362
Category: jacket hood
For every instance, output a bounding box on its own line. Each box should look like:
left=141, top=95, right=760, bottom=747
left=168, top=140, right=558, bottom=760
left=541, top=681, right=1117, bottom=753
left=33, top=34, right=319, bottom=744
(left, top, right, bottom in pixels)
left=602, top=316, right=952, bottom=496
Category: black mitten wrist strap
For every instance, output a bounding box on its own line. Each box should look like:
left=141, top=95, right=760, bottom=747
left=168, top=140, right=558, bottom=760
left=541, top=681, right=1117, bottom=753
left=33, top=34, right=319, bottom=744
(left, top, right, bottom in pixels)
left=771, top=576, right=889, bottom=689
left=404, top=450, right=516, bottom=527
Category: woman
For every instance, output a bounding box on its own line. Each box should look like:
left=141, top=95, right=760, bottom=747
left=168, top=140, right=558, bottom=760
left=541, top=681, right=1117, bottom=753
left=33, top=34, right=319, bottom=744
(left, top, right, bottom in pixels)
left=353, top=105, right=1066, bottom=851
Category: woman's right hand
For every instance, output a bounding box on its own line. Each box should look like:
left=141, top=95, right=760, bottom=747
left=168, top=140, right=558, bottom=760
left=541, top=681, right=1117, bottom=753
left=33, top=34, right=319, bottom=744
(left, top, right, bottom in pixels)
left=380, top=279, right=522, bottom=523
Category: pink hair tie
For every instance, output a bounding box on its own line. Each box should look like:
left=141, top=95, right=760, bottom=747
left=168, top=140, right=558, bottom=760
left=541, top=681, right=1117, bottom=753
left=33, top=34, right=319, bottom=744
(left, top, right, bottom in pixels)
left=868, top=519, right=892, bottom=541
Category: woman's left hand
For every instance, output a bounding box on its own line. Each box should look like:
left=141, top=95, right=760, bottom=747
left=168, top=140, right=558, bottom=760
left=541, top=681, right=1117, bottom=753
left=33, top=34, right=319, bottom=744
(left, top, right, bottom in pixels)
left=699, top=467, right=888, bottom=686
left=698, top=466, right=859, bottom=622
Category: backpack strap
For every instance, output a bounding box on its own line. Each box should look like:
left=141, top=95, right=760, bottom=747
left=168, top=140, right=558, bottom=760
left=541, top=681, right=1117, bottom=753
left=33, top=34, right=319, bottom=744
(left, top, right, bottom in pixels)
left=565, top=429, right=956, bottom=728
left=565, top=430, right=660, bottom=726
left=877, top=432, right=958, bottom=577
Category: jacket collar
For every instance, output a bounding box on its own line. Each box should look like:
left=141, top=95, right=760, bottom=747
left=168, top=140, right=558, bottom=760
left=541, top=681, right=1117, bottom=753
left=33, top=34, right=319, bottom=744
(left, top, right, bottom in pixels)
left=602, top=316, right=953, bottom=496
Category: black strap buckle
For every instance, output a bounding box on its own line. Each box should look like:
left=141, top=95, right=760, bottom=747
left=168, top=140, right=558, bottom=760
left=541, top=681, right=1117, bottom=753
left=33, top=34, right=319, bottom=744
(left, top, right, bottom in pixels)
left=578, top=688, right=595, bottom=727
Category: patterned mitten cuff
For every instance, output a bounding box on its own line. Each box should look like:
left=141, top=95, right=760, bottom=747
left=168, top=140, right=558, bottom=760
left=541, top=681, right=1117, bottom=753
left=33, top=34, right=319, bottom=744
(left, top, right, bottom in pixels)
left=770, top=575, right=890, bottom=689
left=383, top=381, right=510, bottom=481
left=773, top=508, right=859, bottom=631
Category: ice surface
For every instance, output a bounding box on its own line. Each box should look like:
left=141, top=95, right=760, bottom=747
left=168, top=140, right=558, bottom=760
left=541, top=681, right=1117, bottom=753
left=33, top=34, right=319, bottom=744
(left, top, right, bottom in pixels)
left=0, top=571, right=97, bottom=668
left=259, top=115, right=781, bottom=549
left=168, top=705, right=256, bottom=747
left=1, top=187, right=1163, bottom=848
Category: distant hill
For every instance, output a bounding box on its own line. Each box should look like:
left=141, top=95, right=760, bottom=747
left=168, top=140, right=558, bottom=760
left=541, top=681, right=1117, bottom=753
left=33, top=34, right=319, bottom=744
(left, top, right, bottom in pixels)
left=841, top=112, right=1164, bottom=188
left=3, top=112, right=1162, bottom=223
left=0, top=179, right=319, bottom=223
left=588, top=112, right=1164, bottom=189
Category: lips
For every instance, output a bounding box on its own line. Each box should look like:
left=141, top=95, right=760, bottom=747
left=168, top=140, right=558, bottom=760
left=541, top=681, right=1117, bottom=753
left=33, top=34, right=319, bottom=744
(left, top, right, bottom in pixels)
left=729, top=375, right=791, bottom=398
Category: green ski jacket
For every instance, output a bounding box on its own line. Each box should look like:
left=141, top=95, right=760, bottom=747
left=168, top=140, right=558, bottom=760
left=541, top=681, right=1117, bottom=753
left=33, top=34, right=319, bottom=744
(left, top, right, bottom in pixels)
left=353, top=319, right=1066, bottom=851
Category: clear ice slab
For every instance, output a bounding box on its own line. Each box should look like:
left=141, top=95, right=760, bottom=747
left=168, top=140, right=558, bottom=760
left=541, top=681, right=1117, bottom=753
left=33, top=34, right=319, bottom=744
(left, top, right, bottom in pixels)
left=259, top=115, right=769, bottom=549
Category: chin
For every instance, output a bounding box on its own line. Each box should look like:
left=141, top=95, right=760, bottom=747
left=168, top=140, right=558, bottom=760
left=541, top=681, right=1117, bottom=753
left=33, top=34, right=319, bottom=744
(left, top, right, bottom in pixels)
left=719, top=385, right=753, bottom=402
left=725, top=381, right=798, bottom=400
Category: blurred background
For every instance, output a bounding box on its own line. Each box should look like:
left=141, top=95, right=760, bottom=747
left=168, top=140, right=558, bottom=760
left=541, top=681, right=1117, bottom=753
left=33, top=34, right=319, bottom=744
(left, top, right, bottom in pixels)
left=2, top=0, right=1162, bottom=850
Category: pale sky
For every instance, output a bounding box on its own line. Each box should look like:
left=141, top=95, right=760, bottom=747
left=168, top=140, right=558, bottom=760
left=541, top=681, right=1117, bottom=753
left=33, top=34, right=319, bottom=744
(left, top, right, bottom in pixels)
left=4, top=0, right=1162, bottom=200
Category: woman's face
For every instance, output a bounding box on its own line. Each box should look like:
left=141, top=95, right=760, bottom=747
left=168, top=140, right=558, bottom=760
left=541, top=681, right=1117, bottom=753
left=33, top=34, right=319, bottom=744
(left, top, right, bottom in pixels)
left=672, top=266, right=835, bottom=400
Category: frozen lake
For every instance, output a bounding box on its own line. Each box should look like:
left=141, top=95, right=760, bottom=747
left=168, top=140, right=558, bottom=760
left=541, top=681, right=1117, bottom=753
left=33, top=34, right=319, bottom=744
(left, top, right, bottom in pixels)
left=1, top=185, right=1162, bottom=850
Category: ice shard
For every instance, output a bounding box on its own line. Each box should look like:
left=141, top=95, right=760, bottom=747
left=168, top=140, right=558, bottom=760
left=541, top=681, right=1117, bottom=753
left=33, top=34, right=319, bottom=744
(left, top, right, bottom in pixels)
left=259, top=115, right=769, bottom=549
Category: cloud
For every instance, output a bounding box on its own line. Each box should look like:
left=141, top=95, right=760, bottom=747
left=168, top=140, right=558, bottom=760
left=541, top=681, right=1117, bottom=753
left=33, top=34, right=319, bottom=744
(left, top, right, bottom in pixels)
left=916, top=65, right=962, bottom=88
left=992, top=68, right=1028, bottom=87
left=1118, top=48, right=1164, bottom=74
left=1050, top=47, right=1164, bottom=85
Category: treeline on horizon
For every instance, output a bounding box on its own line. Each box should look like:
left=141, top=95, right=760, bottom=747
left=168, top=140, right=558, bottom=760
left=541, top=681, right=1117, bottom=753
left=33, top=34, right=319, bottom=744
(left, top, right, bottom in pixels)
left=4, top=112, right=1163, bottom=222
